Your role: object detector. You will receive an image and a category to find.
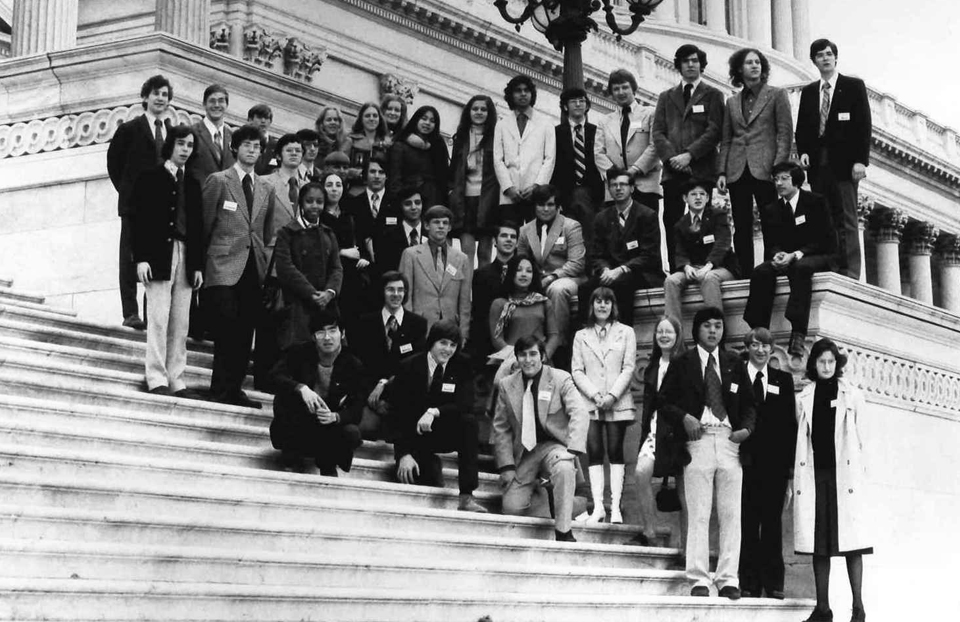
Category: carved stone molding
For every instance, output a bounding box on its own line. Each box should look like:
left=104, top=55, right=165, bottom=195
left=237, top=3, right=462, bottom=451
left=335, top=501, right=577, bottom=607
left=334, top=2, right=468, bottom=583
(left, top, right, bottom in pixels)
left=870, top=206, right=908, bottom=243
left=936, top=233, right=960, bottom=266
left=209, top=21, right=231, bottom=53
left=233, top=23, right=326, bottom=83
left=905, top=221, right=940, bottom=256
left=379, top=73, right=420, bottom=106
left=857, top=193, right=875, bottom=227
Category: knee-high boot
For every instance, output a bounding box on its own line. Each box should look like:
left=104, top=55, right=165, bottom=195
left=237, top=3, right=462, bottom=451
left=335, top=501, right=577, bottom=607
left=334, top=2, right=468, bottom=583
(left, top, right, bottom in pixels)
left=577, top=464, right=607, bottom=523
left=609, top=463, right=625, bottom=524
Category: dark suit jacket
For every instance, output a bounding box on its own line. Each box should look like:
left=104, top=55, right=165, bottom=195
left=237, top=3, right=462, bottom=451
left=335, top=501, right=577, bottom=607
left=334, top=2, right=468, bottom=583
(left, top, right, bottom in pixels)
left=552, top=121, right=604, bottom=208
left=672, top=206, right=739, bottom=276
left=641, top=359, right=684, bottom=478
left=255, top=135, right=279, bottom=176
left=659, top=346, right=757, bottom=465
left=131, top=165, right=204, bottom=282
left=652, top=82, right=725, bottom=183
left=739, top=364, right=797, bottom=476
left=796, top=74, right=872, bottom=182
left=187, top=121, right=235, bottom=188
left=106, top=115, right=170, bottom=216
left=346, top=191, right=392, bottom=254
left=468, top=257, right=508, bottom=359
left=759, top=190, right=837, bottom=261
left=373, top=223, right=420, bottom=275
left=589, top=201, right=662, bottom=282
left=387, top=352, right=474, bottom=460
left=352, top=309, right=428, bottom=381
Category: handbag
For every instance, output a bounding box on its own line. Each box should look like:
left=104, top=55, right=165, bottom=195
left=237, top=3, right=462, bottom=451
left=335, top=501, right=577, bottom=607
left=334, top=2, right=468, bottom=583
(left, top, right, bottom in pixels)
left=656, top=475, right=682, bottom=513
left=261, top=251, right=285, bottom=315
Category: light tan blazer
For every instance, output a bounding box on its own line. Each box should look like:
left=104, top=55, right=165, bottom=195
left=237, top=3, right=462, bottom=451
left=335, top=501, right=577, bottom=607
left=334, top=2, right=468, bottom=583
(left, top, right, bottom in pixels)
left=571, top=321, right=637, bottom=418
left=399, top=242, right=473, bottom=338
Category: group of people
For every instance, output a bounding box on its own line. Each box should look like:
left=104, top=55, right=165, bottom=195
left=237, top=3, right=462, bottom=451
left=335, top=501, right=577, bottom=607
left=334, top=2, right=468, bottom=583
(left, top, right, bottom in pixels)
left=104, top=37, right=872, bottom=621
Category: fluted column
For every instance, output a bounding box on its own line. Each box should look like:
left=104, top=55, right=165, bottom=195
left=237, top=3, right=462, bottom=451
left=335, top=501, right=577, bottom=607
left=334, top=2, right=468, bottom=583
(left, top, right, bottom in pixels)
left=856, top=194, right=875, bottom=283
left=936, top=234, right=960, bottom=314
left=156, top=0, right=210, bottom=46
left=746, top=0, right=772, bottom=47
left=870, top=207, right=907, bottom=295
left=771, top=0, right=793, bottom=53
left=706, top=0, right=727, bottom=33
left=905, top=221, right=939, bottom=305
left=11, top=0, right=78, bottom=56
left=791, top=0, right=811, bottom=61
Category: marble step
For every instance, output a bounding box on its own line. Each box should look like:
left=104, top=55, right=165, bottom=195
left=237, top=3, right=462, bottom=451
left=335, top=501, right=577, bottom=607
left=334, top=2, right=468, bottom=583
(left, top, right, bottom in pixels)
left=0, top=277, right=13, bottom=287
left=0, top=578, right=813, bottom=622
left=0, top=538, right=687, bottom=596
left=0, top=286, right=46, bottom=305
left=0, top=293, right=76, bottom=317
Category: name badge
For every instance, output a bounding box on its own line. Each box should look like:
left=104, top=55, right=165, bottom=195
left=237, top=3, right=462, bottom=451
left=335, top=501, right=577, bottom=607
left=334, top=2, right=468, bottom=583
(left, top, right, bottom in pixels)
left=838, top=112, right=851, bottom=121
left=538, top=390, right=552, bottom=401
left=441, top=383, right=456, bottom=393
left=795, top=215, right=807, bottom=225
left=729, top=382, right=739, bottom=393
left=385, top=217, right=398, bottom=226
left=702, top=234, right=715, bottom=244
left=767, top=384, right=780, bottom=395
left=629, top=121, right=644, bottom=130
left=830, top=399, right=839, bottom=408
left=399, top=343, right=413, bottom=354
left=692, top=104, right=705, bottom=113
left=626, top=240, right=639, bottom=250
left=223, top=200, right=238, bottom=212
left=268, top=158, right=278, bottom=166
left=556, top=236, right=565, bottom=246
left=445, top=264, right=458, bottom=277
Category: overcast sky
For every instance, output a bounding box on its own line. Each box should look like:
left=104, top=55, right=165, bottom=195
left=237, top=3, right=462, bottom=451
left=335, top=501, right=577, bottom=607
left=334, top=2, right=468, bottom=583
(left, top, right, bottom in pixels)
left=808, top=0, right=960, bottom=130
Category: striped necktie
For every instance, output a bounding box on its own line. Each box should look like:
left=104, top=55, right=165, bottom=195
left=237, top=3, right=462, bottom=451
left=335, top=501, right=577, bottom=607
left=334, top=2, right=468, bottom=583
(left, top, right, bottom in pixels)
left=819, top=82, right=832, bottom=137
left=573, top=124, right=585, bottom=183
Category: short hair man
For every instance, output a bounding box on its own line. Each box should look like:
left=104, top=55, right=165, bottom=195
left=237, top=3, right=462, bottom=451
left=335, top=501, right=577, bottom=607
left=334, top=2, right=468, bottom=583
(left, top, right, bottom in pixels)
left=295, top=128, right=322, bottom=183
left=468, top=221, right=519, bottom=363
left=594, top=68, right=662, bottom=212
left=346, top=154, right=389, bottom=263
left=201, top=124, right=276, bottom=408
left=106, top=74, right=174, bottom=329
left=742, top=161, right=837, bottom=357
left=374, top=184, right=424, bottom=275
left=187, top=84, right=235, bottom=188
left=517, top=184, right=586, bottom=344
left=552, top=87, right=604, bottom=245
left=132, top=124, right=204, bottom=398
left=795, top=39, right=872, bottom=280
left=388, top=320, right=487, bottom=513
left=399, top=205, right=472, bottom=339
left=579, top=167, right=664, bottom=326
left=738, top=328, right=797, bottom=599
left=248, top=103, right=278, bottom=175
left=663, top=179, right=739, bottom=321
left=262, top=133, right=304, bottom=236
left=659, top=306, right=756, bottom=599
left=493, top=75, right=557, bottom=224
left=268, top=310, right=368, bottom=475
left=652, top=45, right=725, bottom=270
left=493, top=336, right=588, bottom=541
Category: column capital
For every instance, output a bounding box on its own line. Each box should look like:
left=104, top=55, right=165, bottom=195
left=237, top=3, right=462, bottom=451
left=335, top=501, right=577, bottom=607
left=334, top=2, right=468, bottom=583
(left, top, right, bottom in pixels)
left=905, top=221, right=940, bottom=256
left=870, top=207, right=908, bottom=243
left=936, top=233, right=960, bottom=266
left=857, top=193, right=875, bottom=226
left=380, top=73, right=420, bottom=106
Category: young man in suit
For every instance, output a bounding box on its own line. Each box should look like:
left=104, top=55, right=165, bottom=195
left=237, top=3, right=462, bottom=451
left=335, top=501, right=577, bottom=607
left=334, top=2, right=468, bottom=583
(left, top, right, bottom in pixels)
left=346, top=156, right=389, bottom=271
left=652, top=45, right=725, bottom=270
left=660, top=306, right=756, bottom=599
left=717, top=48, right=794, bottom=277
left=269, top=310, right=367, bottom=475
left=739, top=328, right=797, bottom=600
left=579, top=167, right=664, bottom=326
left=493, top=336, right=589, bottom=542
left=201, top=124, right=277, bottom=408
left=468, top=221, right=518, bottom=366
left=389, top=320, right=487, bottom=513
left=373, top=184, right=423, bottom=275
left=594, top=69, right=662, bottom=211
left=663, top=179, right=739, bottom=321
left=399, top=205, right=472, bottom=339
left=743, top=161, right=837, bottom=358
left=295, top=129, right=323, bottom=183
left=352, top=271, right=428, bottom=440
left=796, top=38, right=872, bottom=280
left=262, top=133, right=303, bottom=237
left=248, top=104, right=278, bottom=176
left=551, top=87, right=604, bottom=245
left=107, top=74, right=174, bottom=329
left=517, top=185, right=586, bottom=346
left=187, top=84, right=235, bottom=188
left=132, top=124, right=204, bottom=398
left=493, top=74, right=556, bottom=224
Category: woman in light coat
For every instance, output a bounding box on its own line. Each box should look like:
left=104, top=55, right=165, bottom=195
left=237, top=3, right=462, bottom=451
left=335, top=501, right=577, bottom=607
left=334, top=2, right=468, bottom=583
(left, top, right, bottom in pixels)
left=793, top=338, right=871, bottom=622
left=571, top=287, right=636, bottom=524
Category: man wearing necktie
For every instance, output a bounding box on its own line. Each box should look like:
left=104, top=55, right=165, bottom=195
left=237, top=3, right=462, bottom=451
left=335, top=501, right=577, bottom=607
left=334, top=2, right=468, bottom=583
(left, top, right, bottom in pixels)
left=551, top=88, right=604, bottom=246
left=493, top=336, right=588, bottom=542
left=262, top=133, right=304, bottom=238
left=107, top=74, right=175, bottom=330
left=389, top=320, right=486, bottom=513
left=659, top=307, right=756, bottom=599
left=652, top=45, right=725, bottom=271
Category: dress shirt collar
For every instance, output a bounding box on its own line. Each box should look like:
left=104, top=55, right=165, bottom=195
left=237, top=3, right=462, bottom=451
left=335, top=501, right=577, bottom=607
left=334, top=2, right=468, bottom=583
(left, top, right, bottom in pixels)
left=820, top=73, right=839, bottom=92
left=381, top=306, right=404, bottom=328
left=784, top=190, right=800, bottom=214
left=163, top=160, right=180, bottom=179
left=747, top=362, right=768, bottom=382
left=616, top=204, right=632, bottom=222
left=233, top=163, right=255, bottom=182
left=682, top=78, right=703, bottom=94
left=403, top=221, right=422, bottom=240
left=367, top=187, right=383, bottom=206
left=277, top=167, right=295, bottom=183
left=696, top=344, right=719, bottom=372
left=144, top=112, right=165, bottom=137
left=203, top=117, right=225, bottom=142
left=427, top=352, right=444, bottom=379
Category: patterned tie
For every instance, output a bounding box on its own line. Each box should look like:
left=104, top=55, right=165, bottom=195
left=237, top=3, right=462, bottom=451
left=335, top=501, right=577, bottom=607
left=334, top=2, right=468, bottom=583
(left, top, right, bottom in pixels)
left=385, top=314, right=399, bottom=351
left=371, top=192, right=380, bottom=218
left=691, top=214, right=701, bottom=233
left=683, top=83, right=693, bottom=107
left=704, top=352, right=728, bottom=420
left=517, top=113, right=527, bottom=137
left=288, top=177, right=298, bottom=206
left=521, top=380, right=537, bottom=451
left=213, top=130, right=223, bottom=162
left=242, top=174, right=254, bottom=217
left=153, top=120, right=164, bottom=164
left=573, top=124, right=586, bottom=183
left=753, top=370, right=765, bottom=404
left=819, top=82, right=832, bottom=137
left=435, top=247, right=445, bottom=274
left=619, top=105, right=631, bottom=164
left=409, top=228, right=419, bottom=247
left=618, top=211, right=627, bottom=230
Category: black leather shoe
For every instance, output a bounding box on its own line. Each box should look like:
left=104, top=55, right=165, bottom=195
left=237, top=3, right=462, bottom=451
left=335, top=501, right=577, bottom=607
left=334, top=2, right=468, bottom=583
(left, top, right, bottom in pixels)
left=690, top=585, right=709, bottom=597
left=802, top=608, right=834, bottom=622
left=173, top=388, right=204, bottom=400
left=718, top=586, right=741, bottom=600
left=623, top=533, right=650, bottom=546
left=766, top=589, right=785, bottom=600
left=148, top=385, right=173, bottom=396
left=740, top=588, right=758, bottom=598
left=230, top=392, right=262, bottom=409
left=123, top=315, right=147, bottom=330
left=554, top=529, right=576, bottom=542
left=788, top=331, right=807, bottom=358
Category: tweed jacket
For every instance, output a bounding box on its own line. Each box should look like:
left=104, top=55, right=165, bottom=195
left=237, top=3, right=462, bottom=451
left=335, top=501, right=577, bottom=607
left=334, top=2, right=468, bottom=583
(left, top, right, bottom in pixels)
left=718, top=83, right=793, bottom=183
left=186, top=121, right=234, bottom=188
left=652, top=81, right=725, bottom=183
left=262, top=169, right=300, bottom=245
left=517, top=214, right=586, bottom=280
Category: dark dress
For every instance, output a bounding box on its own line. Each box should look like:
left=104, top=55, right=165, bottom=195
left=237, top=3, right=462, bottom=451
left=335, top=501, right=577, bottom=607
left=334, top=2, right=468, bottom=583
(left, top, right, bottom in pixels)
left=387, top=139, right=449, bottom=207
left=319, top=208, right=369, bottom=335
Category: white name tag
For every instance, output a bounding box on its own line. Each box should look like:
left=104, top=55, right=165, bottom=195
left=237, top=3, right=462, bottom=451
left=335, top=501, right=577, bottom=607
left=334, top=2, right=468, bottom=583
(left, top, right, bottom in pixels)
left=441, top=383, right=456, bottom=393
left=629, top=121, right=645, bottom=131
left=838, top=112, right=851, bottom=121
left=626, top=240, right=639, bottom=250
left=538, top=390, right=552, bottom=401
left=830, top=399, right=839, bottom=408
left=445, top=264, right=458, bottom=277
left=702, top=234, right=715, bottom=244
left=692, top=104, right=705, bottom=113
left=767, top=384, right=780, bottom=395
left=223, top=200, right=238, bottom=212
left=795, top=215, right=807, bottom=225
left=729, top=382, right=739, bottom=393
left=556, top=236, right=565, bottom=245
left=399, top=343, right=413, bottom=354
left=385, top=217, right=398, bottom=225
left=268, top=158, right=278, bottom=166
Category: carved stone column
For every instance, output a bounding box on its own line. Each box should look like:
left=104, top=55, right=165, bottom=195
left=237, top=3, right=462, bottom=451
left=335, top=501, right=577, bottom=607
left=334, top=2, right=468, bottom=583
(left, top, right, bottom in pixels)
left=870, top=207, right=907, bottom=295
left=706, top=0, right=727, bottom=32
left=791, top=0, right=811, bottom=61
left=11, top=0, right=78, bottom=56
left=936, top=234, right=960, bottom=314
left=746, top=0, right=772, bottom=48
left=771, top=0, right=793, bottom=54
left=156, top=0, right=210, bottom=46
left=905, top=221, right=939, bottom=305
left=856, top=193, right=874, bottom=283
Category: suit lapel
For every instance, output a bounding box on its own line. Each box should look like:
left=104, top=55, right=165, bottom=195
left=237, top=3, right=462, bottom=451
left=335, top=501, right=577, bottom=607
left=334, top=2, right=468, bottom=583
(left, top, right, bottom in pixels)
left=537, top=367, right=554, bottom=427
left=686, top=85, right=709, bottom=116
left=225, top=168, right=251, bottom=223
left=747, top=85, right=774, bottom=125
left=415, top=245, right=442, bottom=290
left=582, top=327, right=606, bottom=360
left=542, top=216, right=563, bottom=259
left=669, top=85, right=686, bottom=116
left=505, top=373, right=524, bottom=430
left=730, top=93, right=747, bottom=127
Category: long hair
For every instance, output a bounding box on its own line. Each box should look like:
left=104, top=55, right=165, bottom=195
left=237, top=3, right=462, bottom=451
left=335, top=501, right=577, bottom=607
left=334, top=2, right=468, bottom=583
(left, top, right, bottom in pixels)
left=350, top=101, right=388, bottom=140
left=585, top=286, right=620, bottom=327
left=397, top=105, right=449, bottom=180
left=500, top=254, right=543, bottom=298
left=728, top=48, right=771, bottom=87
left=380, top=94, right=408, bottom=133
left=650, top=315, right=686, bottom=362
left=806, top=338, right=847, bottom=381
left=315, top=105, right=347, bottom=144
left=453, top=94, right=497, bottom=151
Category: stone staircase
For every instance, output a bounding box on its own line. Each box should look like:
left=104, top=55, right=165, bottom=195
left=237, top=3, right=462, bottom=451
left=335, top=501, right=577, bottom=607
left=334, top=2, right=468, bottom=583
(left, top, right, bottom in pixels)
left=0, top=277, right=814, bottom=621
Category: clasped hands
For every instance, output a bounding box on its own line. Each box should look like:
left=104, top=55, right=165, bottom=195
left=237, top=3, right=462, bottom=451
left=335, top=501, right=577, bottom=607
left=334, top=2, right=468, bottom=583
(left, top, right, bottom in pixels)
left=298, top=385, right=338, bottom=424
left=682, top=414, right=749, bottom=443
left=683, top=264, right=713, bottom=282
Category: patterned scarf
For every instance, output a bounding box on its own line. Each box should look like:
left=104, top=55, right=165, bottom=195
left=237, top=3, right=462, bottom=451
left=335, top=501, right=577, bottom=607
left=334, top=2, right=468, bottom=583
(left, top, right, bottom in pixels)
left=494, top=292, right=548, bottom=339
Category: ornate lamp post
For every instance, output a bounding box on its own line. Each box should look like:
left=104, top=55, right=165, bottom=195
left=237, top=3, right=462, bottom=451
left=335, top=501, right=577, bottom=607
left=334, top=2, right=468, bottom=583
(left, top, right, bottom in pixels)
left=493, top=0, right=664, bottom=89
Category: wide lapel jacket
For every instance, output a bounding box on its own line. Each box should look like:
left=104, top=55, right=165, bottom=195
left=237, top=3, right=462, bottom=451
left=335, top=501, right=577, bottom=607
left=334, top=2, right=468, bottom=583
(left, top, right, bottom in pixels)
left=412, top=244, right=443, bottom=292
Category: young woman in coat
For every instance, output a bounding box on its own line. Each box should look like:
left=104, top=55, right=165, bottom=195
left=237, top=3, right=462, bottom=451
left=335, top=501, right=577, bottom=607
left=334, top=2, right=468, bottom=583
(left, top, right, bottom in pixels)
left=387, top=105, right=449, bottom=208
left=793, top=338, right=872, bottom=622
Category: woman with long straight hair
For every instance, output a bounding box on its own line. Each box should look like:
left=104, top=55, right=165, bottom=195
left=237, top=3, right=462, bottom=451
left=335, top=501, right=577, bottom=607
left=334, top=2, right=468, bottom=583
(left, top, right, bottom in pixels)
left=450, top=95, right=499, bottom=266
left=387, top=105, right=449, bottom=208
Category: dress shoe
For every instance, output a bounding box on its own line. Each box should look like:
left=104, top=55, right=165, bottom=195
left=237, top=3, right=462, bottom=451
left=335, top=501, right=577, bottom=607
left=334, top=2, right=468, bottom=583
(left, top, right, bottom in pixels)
left=148, top=385, right=173, bottom=396
left=850, top=607, right=866, bottom=622
left=690, top=585, right=710, bottom=597
left=802, top=608, right=834, bottom=622
left=740, top=588, right=758, bottom=598
left=623, top=533, right=650, bottom=546
left=122, top=315, right=147, bottom=330
left=173, top=388, right=204, bottom=400
left=788, top=331, right=807, bottom=358
left=554, top=529, right=576, bottom=542
left=766, top=589, right=785, bottom=600
left=458, top=494, right=488, bottom=513
left=718, top=585, right=741, bottom=600
left=230, top=392, right=262, bottom=409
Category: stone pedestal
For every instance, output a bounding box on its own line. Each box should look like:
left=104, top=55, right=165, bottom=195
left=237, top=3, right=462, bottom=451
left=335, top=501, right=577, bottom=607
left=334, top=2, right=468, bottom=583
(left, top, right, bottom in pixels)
left=905, top=221, right=939, bottom=305
left=937, top=235, right=960, bottom=314
left=871, top=207, right=907, bottom=295
left=155, top=0, right=210, bottom=47
left=706, top=0, right=727, bottom=32
left=791, top=0, right=810, bottom=61
left=11, top=0, right=78, bottom=56
left=771, top=0, right=793, bottom=54
left=746, top=0, right=772, bottom=48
